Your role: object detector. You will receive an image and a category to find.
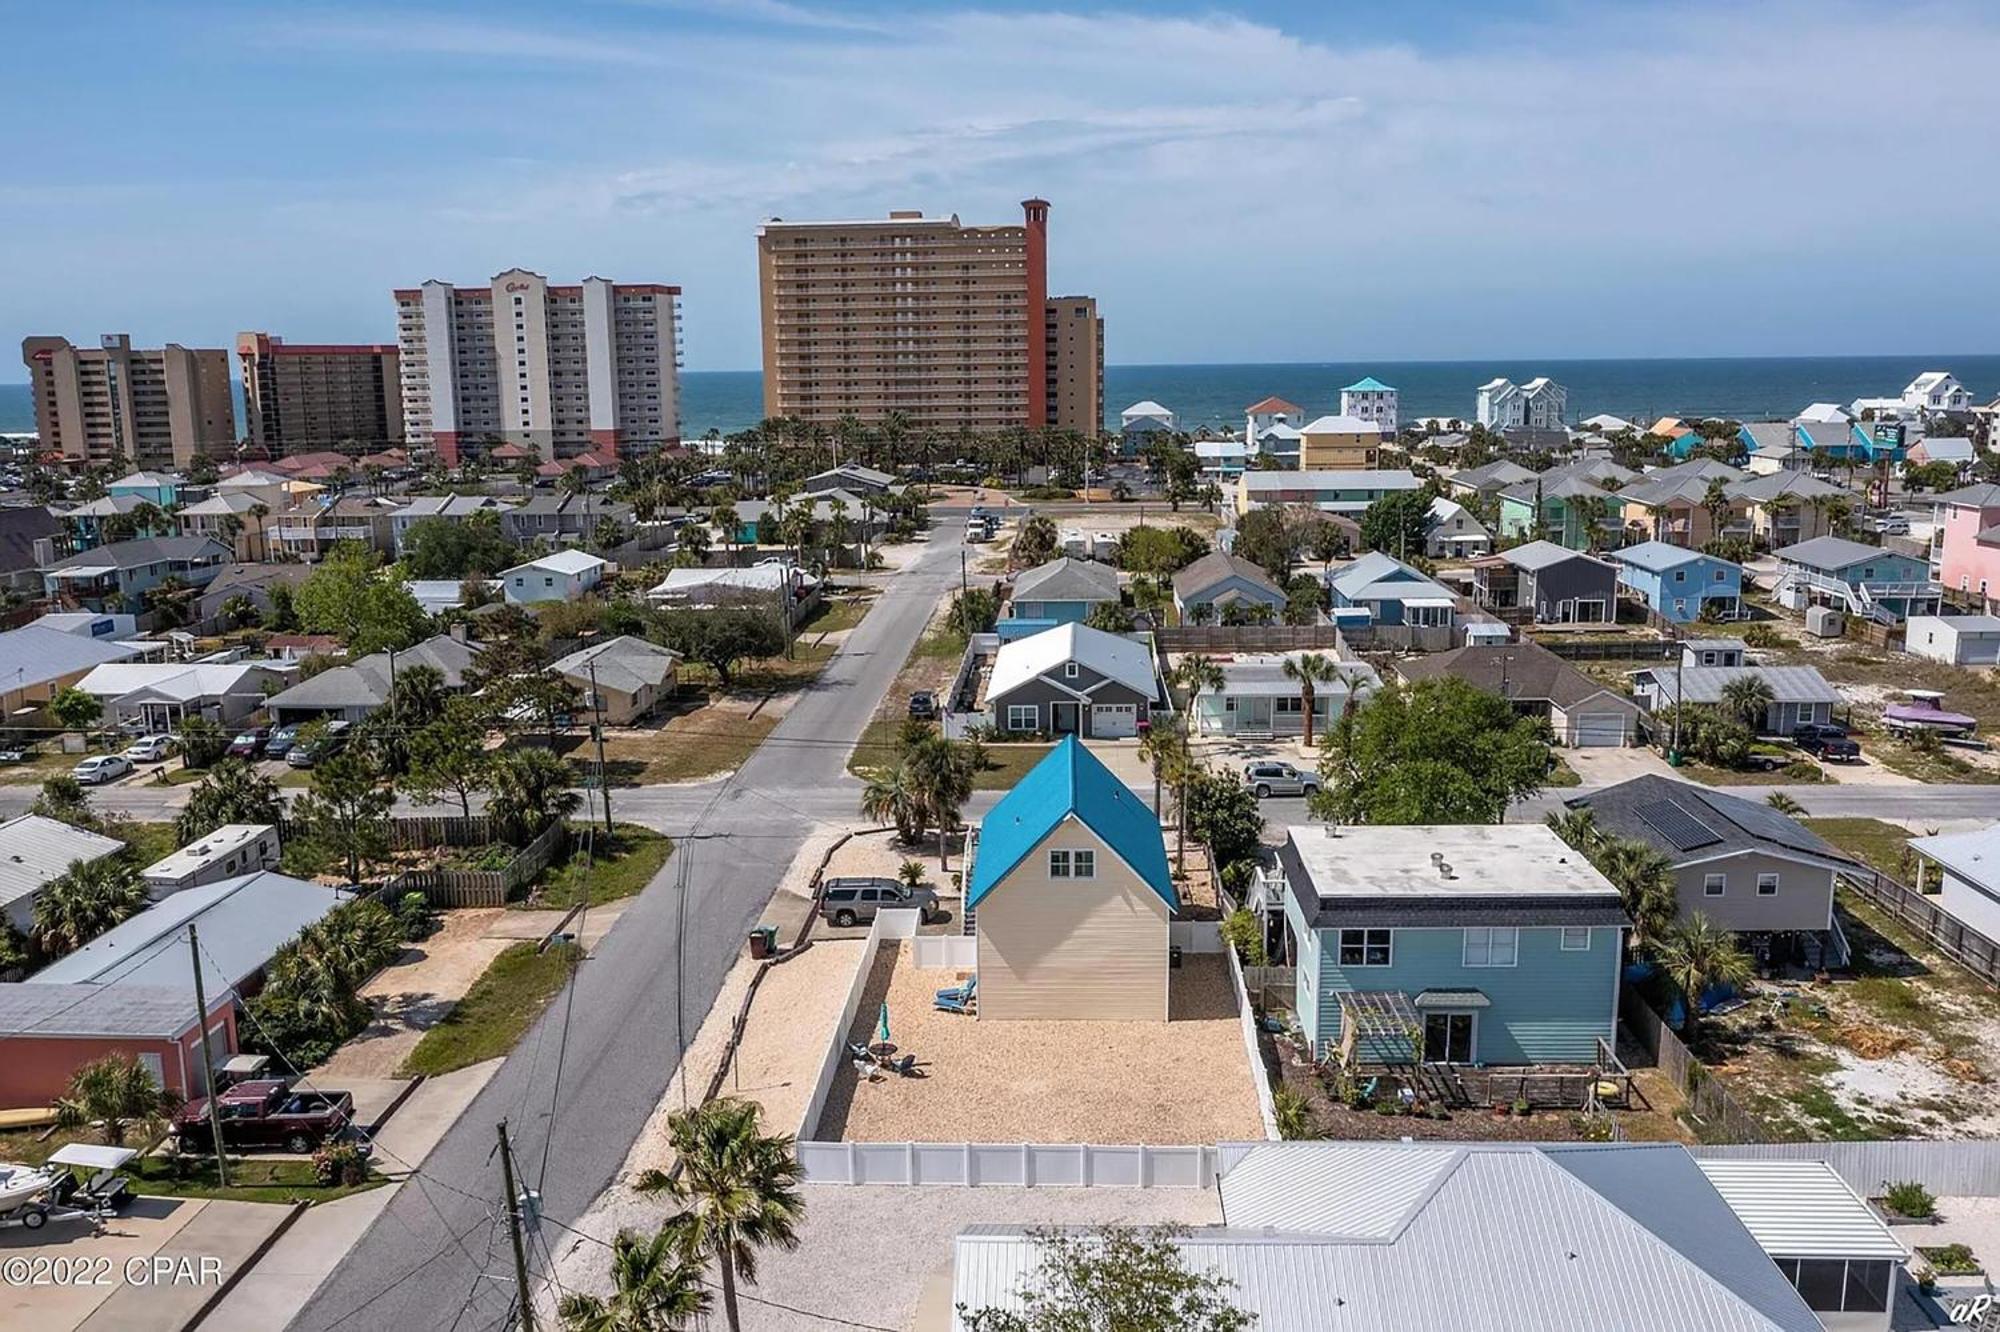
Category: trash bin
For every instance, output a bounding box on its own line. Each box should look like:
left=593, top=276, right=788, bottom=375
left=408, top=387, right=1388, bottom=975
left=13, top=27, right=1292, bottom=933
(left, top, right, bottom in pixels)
left=1667, top=749, right=1684, bottom=767
left=747, top=926, right=778, bottom=959
left=1169, top=945, right=1184, bottom=970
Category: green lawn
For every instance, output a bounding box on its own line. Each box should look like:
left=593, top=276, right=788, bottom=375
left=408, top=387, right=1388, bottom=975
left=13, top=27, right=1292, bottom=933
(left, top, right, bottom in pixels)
left=972, top=744, right=1055, bottom=790
left=519, top=825, right=673, bottom=910
left=1546, top=757, right=1582, bottom=788
left=118, top=821, right=179, bottom=868
left=1677, top=759, right=1831, bottom=787
left=1802, top=817, right=1915, bottom=878
left=798, top=595, right=872, bottom=637
left=0, top=752, right=91, bottom=785
left=917, top=626, right=969, bottom=660
left=399, top=941, right=581, bottom=1077
left=128, top=1153, right=385, bottom=1205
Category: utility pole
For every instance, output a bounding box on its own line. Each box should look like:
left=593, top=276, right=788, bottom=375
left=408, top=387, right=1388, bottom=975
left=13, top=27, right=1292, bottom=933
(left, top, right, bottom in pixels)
left=586, top=659, right=612, bottom=834
left=498, top=1120, right=536, bottom=1332
left=189, top=925, right=228, bottom=1188
left=959, top=546, right=968, bottom=600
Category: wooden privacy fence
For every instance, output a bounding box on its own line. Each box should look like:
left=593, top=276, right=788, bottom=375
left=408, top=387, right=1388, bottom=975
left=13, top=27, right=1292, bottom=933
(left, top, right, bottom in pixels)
left=1841, top=869, right=2000, bottom=989
left=358, top=818, right=570, bottom=909
left=283, top=814, right=507, bottom=851
left=1619, top=985, right=1768, bottom=1143
left=1535, top=636, right=1680, bottom=662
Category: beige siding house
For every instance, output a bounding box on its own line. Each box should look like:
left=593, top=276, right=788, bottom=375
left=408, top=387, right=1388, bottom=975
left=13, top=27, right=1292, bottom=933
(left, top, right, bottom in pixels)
left=551, top=635, right=681, bottom=727
left=965, top=736, right=1179, bottom=1023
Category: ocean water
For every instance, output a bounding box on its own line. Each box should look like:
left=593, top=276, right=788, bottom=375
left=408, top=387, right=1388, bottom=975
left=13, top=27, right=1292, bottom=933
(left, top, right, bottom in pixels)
left=3, top=355, right=1995, bottom=442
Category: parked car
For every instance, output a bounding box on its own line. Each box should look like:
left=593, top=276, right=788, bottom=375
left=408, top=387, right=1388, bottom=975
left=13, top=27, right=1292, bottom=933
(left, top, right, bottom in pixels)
left=1794, top=723, right=1862, bottom=761
left=908, top=691, right=937, bottom=720
left=263, top=724, right=301, bottom=759
left=72, top=754, right=133, bottom=785
left=121, top=734, right=175, bottom=764
left=820, top=877, right=942, bottom=928
left=226, top=727, right=272, bottom=759
left=1242, top=761, right=1320, bottom=798
left=173, top=1079, right=353, bottom=1155
left=285, top=720, right=351, bottom=768
left=1873, top=515, right=1911, bottom=536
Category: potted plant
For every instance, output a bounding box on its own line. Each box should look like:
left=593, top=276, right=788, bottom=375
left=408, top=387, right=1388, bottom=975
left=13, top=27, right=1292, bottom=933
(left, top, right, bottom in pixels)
left=1512, top=1096, right=1532, bottom=1118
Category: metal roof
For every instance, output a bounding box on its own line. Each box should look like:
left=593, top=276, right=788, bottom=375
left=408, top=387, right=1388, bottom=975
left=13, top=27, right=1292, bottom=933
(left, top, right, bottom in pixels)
left=1696, top=1160, right=1906, bottom=1260
left=967, top=736, right=1174, bottom=912
left=140, top=824, right=277, bottom=882
left=1638, top=664, right=1839, bottom=707
left=0, top=623, right=147, bottom=692
left=502, top=548, right=607, bottom=578
left=41, top=535, right=230, bottom=572
left=952, top=1144, right=1820, bottom=1332
left=1909, top=823, right=2000, bottom=893
left=76, top=660, right=279, bottom=702
left=549, top=635, right=680, bottom=696
left=0, top=815, right=126, bottom=912
left=1612, top=539, right=1714, bottom=573
left=1500, top=539, right=1607, bottom=573
left=1771, top=535, right=1903, bottom=572
left=30, top=871, right=344, bottom=995
left=0, top=982, right=218, bottom=1039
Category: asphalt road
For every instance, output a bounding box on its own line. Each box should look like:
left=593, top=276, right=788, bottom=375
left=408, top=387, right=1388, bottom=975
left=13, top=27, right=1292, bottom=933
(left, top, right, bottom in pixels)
left=287, top=526, right=965, bottom=1332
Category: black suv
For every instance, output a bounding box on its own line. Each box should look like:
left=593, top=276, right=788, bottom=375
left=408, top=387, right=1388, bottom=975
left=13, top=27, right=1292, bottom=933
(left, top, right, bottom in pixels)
left=908, top=691, right=937, bottom=720
left=1793, top=723, right=1861, bottom=761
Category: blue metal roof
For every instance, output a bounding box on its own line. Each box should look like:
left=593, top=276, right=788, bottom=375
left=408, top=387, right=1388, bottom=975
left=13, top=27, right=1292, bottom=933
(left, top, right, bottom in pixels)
left=966, top=736, right=1175, bottom=911
left=1342, top=376, right=1396, bottom=393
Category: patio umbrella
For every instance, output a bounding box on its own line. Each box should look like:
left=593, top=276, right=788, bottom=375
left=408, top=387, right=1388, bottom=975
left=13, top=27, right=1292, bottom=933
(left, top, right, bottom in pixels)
left=877, top=1001, right=891, bottom=1049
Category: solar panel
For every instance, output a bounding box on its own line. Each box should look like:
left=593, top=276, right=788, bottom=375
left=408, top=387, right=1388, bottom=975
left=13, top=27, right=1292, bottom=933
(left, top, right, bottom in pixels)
left=1712, top=790, right=1825, bottom=857
left=1636, top=799, right=1723, bottom=853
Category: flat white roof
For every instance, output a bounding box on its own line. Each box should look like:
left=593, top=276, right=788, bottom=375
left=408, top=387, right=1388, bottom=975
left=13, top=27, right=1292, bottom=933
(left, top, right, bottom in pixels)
left=141, top=823, right=277, bottom=881
left=1284, top=824, right=1618, bottom=899
left=0, top=814, right=125, bottom=911
left=1696, top=1160, right=1905, bottom=1261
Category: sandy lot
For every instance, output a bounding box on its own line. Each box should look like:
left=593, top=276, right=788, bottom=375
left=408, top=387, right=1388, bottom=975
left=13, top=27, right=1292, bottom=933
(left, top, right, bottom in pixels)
left=315, top=907, right=511, bottom=1079
left=816, top=942, right=1263, bottom=1145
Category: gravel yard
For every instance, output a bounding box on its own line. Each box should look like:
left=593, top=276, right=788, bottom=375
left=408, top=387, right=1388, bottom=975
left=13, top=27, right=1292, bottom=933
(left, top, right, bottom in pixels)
left=815, top=942, right=1264, bottom=1145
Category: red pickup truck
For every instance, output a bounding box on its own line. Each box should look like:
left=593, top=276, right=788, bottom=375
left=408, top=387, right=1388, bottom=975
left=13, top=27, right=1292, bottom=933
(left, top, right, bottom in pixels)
left=174, top=1079, right=354, bottom=1155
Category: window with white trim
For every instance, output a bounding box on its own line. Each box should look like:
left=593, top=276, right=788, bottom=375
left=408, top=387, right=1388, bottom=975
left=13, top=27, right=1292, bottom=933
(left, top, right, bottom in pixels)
left=1337, top=928, right=1392, bottom=967
left=1048, top=848, right=1095, bottom=879
left=1560, top=926, right=1591, bottom=951
left=1064, top=662, right=1079, bottom=678
left=1005, top=704, right=1037, bottom=732
left=1757, top=872, right=1780, bottom=896
left=1463, top=926, right=1519, bottom=967
left=1704, top=872, right=1726, bottom=896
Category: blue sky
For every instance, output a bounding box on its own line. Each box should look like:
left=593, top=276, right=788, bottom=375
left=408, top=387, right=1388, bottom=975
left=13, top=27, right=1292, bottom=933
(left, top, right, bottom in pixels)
left=4, top=1, right=1998, bottom=371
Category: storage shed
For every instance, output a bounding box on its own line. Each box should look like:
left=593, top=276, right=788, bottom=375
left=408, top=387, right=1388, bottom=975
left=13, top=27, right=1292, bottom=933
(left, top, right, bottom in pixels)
left=966, top=737, right=1176, bottom=1021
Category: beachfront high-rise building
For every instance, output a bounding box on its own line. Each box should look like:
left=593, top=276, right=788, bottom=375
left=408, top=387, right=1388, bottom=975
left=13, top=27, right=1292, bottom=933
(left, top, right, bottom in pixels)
left=393, top=270, right=682, bottom=467
left=20, top=334, right=236, bottom=469
left=1339, top=377, right=1400, bottom=434
left=757, top=200, right=1100, bottom=431
left=236, top=333, right=403, bottom=455
left=1045, top=295, right=1104, bottom=436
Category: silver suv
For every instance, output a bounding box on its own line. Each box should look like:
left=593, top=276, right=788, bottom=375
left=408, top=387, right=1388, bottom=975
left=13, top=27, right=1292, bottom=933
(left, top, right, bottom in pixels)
left=820, top=877, right=941, bottom=927
left=1242, top=761, right=1319, bottom=798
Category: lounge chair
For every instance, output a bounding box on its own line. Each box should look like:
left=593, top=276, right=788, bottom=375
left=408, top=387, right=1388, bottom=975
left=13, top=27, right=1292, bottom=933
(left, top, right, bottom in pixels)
left=934, top=975, right=977, bottom=1014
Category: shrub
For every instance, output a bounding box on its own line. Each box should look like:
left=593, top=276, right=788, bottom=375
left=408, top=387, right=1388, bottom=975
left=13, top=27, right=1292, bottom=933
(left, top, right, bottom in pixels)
left=1921, top=1243, right=1981, bottom=1276
left=396, top=891, right=438, bottom=942
left=311, top=1141, right=369, bottom=1187
left=1219, top=908, right=1268, bottom=967
left=1272, top=1087, right=1316, bottom=1140
left=1883, top=1180, right=1937, bottom=1219
left=1511, top=1097, right=1531, bottom=1117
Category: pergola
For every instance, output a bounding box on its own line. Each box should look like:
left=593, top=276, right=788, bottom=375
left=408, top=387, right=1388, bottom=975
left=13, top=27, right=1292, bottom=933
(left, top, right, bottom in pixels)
left=1336, top=990, right=1421, bottom=1068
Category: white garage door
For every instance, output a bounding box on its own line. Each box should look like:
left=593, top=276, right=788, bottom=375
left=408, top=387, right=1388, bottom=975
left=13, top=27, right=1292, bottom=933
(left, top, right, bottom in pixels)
left=1091, top=704, right=1138, bottom=738
left=1573, top=713, right=1628, bottom=747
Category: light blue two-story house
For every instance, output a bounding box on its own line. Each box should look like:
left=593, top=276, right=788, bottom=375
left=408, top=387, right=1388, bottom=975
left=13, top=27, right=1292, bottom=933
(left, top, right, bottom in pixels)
left=106, top=471, right=187, bottom=508
left=1002, top=557, right=1120, bottom=641
left=1324, top=551, right=1456, bottom=629
left=1771, top=535, right=1940, bottom=623
left=1610, top=540, right=1743, bottom=623
left=1277, top=824, right=1627, bottom=1067
left=39, top=535, right=233, bottom=614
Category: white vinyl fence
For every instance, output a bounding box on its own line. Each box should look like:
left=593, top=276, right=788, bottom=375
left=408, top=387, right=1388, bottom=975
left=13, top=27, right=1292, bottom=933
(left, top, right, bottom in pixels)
left=1225, top=946, right=1281, bottom=1141
left=796, top=1140, right=1217, bottom=1188
left=796, top=909, right=923, bottom=1141
left=1693, top=1142, right=2000, bottom=1199
left=1170, top=921, right=1224, bottom=953
left=911, top=934, right=977, bottom=970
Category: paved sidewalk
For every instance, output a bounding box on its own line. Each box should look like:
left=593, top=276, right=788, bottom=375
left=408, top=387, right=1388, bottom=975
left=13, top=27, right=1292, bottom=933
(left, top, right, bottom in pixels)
left=196, top=1059, right=503, bottom=1331
left=75, top=1199, right=290, bottom=1332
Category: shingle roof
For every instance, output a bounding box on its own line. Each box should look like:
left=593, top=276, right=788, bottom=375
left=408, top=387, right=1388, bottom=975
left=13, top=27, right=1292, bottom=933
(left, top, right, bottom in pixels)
left=42, top=535, right=229, bottom=572
left=1611, top=540, right=1713, bottom=573
left=1770, top=535, right=1897, bottom=571
left=1566, top=774, right=1853, bottom=871
left=549, top=635, right=680, bottom=695
left=1392, top=641, right=1636, bottom=715
left=1171, top=550, right=1283, bottom=601
left=0, top=505, right=61, bottom=576
left=1725, top=471, right=1847, bottom=503
left=1935, top=482, right=2000, bottom=508
left=1245, top=395, right=1302, bottom=414
left=1451, top=460, right=1536, bottom=490
left=1636, top=664, right=1839, bottom=708
left=265, top=634, right=481, bottom=711
left=986, top=622, right=1156, bottom=701
left=966, top=736, right=1174, bottom=911
left=1011, top=556, right=1119, bottom=605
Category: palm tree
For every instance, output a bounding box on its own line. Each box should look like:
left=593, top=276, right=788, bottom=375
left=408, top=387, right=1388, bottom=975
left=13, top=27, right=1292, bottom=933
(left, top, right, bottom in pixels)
left=486, top=747, right=583, bottom=843
left=904, top=735, right=974, bottom=869
left=1544, top=807, right=1601, bottom=856
left=53, top=1054, right=177, bottom=1146
left=1279, top=652, right=1343, bottom=748
left=633, top=1098, right=805, bottom=1332
left=249, top=502, right=270, bottom=562
left=1654, top=913, right=1754, bottom=1041
left=176, top=757, right=283, bottom=843
left=32, top=857, right=146, bottom=956
left=859, top=763, right=926, bottom=846
left=1719, top=674, right=1775, bottom=733
left=560, top=1222, right=711, bottom=1332
left=1595, top=837, right=1679, bottom=948
left=1765, top=791, right=1805, bottom=815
